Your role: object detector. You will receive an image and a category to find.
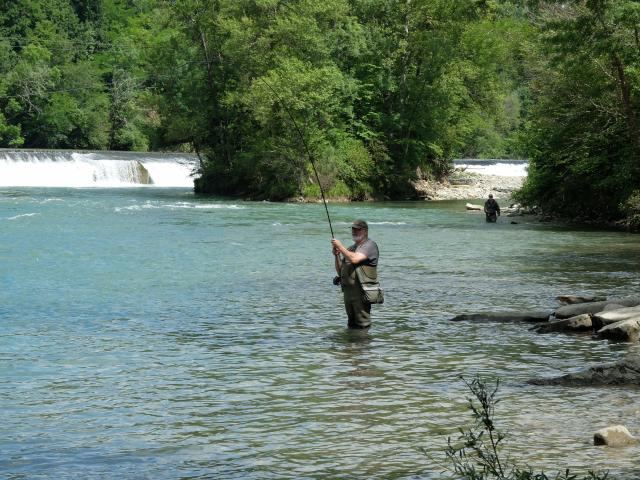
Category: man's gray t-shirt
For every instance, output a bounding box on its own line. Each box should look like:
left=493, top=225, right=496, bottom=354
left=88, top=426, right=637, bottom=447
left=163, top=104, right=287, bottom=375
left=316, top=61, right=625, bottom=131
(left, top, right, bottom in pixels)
left=348, top=238, right=379, bottom=266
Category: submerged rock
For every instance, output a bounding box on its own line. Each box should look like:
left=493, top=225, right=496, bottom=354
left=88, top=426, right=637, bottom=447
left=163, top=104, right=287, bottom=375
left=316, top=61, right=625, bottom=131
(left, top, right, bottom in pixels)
left=594, top=425, right=638, bottom=447
left=596, top=318, right=640, bottom=343
left=556, top=294, right=607, bottom=305
left=450, top=311, right=551, bottom=323
left=531, top=314, right=592, bottom=334
left=528, top=353, right=640, bottom=386
left=554, top=296, right=640, bottom=319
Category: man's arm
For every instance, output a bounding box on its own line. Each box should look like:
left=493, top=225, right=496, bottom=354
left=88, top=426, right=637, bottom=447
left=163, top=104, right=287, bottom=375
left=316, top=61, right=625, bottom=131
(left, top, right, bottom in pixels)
left=331, top=239, right=368, bottom=265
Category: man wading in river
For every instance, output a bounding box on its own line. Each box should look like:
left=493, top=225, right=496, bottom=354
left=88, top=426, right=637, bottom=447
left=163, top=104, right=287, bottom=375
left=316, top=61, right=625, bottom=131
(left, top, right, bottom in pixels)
left=331, top=220, right=379, bottom=329
left=484, top=194, right=501, bottom=223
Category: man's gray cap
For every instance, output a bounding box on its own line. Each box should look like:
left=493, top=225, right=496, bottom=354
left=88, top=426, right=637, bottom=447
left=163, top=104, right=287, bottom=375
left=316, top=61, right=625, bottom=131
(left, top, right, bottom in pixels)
left=351, top=219, right=368, bottom=230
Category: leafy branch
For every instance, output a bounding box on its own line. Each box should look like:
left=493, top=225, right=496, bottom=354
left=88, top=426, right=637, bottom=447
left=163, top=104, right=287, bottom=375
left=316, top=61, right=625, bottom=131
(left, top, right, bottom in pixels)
left=430, top=376, right=609, bottom=480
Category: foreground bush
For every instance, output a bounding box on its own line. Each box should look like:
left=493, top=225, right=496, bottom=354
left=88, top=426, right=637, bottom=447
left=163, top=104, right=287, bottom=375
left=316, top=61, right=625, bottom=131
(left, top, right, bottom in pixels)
left=433, top=377, right=609, bottom=480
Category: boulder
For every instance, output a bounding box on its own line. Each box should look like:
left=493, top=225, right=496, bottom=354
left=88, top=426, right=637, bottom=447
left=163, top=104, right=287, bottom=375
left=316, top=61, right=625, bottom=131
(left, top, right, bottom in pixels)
left=594, top=425, right=638, bottom=447
left=596, top=318, right=640, bottom=343
left=554, top=296, right=640, bottom=319
left=592, top=305, right=640, bottom=330
left=503, top=204, right=522, bottom=215
left=528, top=353, right=640, bottom=386
left=465, top=203, right=483, bottom=211
left=531, top=314, right=592, bottom=334
left=556, top=294, right=607, bottom=305
left=450, top=311, right=551, bottom=323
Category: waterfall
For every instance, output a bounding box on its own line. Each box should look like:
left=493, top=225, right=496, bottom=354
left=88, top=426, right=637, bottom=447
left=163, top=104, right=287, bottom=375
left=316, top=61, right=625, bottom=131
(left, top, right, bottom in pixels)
left=453, top=159, right=528, bottom=177
left=0, top=150, right=200, bottom=187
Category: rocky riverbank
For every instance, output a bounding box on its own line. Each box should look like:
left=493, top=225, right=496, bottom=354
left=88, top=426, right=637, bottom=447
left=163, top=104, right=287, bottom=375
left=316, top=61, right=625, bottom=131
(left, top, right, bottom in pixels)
left=411, top=170, right=525, bottom=200
left=451, top=294, right=640, bottom=386
left=452, top=294, right=640, bottom=447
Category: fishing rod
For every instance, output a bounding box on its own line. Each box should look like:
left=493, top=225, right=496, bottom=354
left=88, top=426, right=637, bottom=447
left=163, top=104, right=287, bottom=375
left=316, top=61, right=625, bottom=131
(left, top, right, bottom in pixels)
left=256, top=76, right=335, bottom=239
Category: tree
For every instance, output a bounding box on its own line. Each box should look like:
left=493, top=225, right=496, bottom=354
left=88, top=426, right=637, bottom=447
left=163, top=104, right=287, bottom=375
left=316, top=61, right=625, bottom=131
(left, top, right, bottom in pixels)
left=0, top=0, right=535, bottom=199
left=517, top=0, right=640, bottom=223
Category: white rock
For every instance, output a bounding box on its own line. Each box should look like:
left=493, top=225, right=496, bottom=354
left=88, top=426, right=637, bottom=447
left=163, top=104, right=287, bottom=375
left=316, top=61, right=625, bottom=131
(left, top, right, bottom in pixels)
left=593, top=306, right=640, bottom=330
left=594, top=425, right=638, bottom=447
left=594, top=305, right=640, bottom=321
left=596, top=318, right=640, bottom=342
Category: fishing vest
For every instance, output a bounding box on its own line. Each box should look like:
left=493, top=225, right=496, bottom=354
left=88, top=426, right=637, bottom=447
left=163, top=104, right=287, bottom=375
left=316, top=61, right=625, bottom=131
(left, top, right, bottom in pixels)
left=340, top=255, right=378, bottom=300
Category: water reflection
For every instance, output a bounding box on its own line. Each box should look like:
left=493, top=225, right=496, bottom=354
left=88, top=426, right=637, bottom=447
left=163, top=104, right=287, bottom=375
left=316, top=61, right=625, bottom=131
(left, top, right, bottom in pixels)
left=328, top=327, right=373, bottom=348
left=328, top=328, right=385, bottom=389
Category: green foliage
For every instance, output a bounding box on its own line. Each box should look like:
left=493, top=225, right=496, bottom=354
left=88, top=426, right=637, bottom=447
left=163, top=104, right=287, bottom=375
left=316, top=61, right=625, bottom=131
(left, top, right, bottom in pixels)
left=0, top=0, right=536, bottom=200
left=517, top=0, right=640, bottom=222
left=0, top=0, right=157, bottom=150
left=327, top=180, right=352, bottom=199
left=302, top=182, right=321, bottom=199
left=331, top=135, right=375, bottom=200
left=0, top=0, right=635, bottom=213
left=437, top=376, right=609, bottom=480
left=186, top=0, right=533, bottom=199
left=621, top=190, right=640, bottom=231
left=0, top=111, right=23, bottom=147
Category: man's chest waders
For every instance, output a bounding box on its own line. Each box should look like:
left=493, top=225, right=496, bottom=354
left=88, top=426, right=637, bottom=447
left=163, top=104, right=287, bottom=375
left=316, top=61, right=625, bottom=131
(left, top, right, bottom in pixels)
left=339, top=260, right=377, bottom=328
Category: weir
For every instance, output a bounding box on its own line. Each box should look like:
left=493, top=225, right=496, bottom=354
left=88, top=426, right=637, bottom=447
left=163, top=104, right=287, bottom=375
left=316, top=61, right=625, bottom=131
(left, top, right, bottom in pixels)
left=453, top=159, right=528, bottom=177
left=0, top=149, right=199, bottom=187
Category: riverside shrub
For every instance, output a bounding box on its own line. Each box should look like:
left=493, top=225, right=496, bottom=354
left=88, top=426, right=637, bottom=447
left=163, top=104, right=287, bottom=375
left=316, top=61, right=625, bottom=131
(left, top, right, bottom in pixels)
left=434, top=377, right=609, bottom=480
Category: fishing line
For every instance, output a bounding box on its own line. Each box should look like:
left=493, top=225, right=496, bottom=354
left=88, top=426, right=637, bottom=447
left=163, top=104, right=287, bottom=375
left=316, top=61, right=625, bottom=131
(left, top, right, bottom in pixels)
left=256, top=75, right=335, bottom=238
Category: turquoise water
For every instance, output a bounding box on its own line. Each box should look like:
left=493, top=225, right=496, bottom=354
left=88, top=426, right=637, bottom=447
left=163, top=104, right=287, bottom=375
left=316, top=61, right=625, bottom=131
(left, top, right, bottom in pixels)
left=1, top=188, right=639, bottom=479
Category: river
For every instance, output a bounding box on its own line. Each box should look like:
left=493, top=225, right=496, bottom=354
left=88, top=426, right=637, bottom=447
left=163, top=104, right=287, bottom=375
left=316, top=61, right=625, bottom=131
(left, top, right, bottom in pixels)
left=1, top=185, right=640, bottom=479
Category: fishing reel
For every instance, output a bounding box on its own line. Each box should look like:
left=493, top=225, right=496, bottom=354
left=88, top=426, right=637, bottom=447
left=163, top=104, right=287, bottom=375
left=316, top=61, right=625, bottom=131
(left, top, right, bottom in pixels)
left=332, top=276, right=341, bottom=286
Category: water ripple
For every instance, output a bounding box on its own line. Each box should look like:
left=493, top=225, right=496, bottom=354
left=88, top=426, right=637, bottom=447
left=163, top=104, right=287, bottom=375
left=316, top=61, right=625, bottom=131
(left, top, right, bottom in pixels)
left=1, top=189, right=639, bottom=479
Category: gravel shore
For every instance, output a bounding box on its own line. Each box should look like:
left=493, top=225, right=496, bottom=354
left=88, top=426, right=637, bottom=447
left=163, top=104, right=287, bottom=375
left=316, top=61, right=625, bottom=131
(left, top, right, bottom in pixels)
left=412, top=172, right=525, bottom=200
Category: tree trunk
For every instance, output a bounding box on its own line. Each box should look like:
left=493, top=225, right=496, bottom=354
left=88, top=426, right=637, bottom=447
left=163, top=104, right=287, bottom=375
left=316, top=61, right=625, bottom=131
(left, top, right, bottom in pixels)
left=612, top=54, right=640, bottom=154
